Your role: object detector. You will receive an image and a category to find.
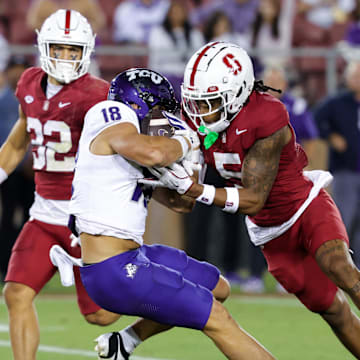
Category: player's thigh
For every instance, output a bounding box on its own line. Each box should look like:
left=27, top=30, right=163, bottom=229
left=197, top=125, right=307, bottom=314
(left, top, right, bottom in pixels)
left=80, top=248, right=214, bottom=330
left=5, top=219, right=58, bottom=293
left=142, top=244, right=220, bottom=290
left=265, top=190, right=350, bottom=312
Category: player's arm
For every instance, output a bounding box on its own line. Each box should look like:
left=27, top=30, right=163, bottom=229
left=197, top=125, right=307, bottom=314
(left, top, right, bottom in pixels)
left=151, top=170, right=199, bottom=213
left=0, top=105, right=30, bottom=179
left=186, top=125, right=291, bottom=216
left=92, top=122, right=190, bottom=167
left=152, top=187, right=196, bottom=213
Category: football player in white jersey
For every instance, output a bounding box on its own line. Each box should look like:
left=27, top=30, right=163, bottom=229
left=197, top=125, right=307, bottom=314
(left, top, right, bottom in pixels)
left=67, top=68, right=274, bottom=360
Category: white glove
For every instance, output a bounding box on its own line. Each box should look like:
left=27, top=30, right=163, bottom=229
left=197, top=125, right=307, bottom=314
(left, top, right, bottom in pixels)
left=141, top=162, right=194, bottom=194
left=163, top=112, right=201, bottom=176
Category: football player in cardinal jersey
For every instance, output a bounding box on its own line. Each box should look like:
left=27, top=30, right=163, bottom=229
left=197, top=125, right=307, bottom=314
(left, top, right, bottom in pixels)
left=0, top=9, right=121, bottom=360
left=137, top=41, right=360, bottom=358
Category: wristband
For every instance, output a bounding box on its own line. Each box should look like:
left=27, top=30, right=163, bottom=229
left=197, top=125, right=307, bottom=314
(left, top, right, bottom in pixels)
left=0, top=167, right=8, bottom=184
left=222, top=187, right=239, bottom=214
left=196, top=184, right=215, bottom=205
left=172, top=135, right=190, bottom=160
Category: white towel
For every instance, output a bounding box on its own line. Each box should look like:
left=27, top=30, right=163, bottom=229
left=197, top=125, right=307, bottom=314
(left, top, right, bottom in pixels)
left=49, top=245, right=83, bottom=287
left=246, top=170, right=333, bottom=246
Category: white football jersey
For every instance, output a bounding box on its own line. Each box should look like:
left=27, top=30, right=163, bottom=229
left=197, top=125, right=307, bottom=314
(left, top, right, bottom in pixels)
left=69, top=100, right=147, bottom=245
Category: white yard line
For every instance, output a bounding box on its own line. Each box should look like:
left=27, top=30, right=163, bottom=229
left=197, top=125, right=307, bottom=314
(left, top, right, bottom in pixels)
left=0, top=340, right=174, bottom=360
left=0, top=324, right=65, bottom=333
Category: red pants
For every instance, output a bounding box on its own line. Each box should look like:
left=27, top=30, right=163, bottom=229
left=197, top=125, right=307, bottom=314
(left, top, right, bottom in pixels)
left=6, top=219, right=100, bottom=315
left=262, top=190, right=349, bottom=312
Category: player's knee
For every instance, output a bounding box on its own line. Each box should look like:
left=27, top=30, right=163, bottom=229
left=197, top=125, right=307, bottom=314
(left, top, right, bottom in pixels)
left=320, top=291, right=351, bottom=330
left=213, top=275, right=230, bottom=303
left=316, top=240, right=359, bottom=289
left=3, top=282, right=35, bottom=309
left=84, top=309, right=120, bottom=326
left=325, top=257, right=357, bottom=289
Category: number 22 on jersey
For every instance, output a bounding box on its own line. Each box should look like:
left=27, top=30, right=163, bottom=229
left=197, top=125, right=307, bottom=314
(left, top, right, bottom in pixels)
left=27, top=117, right=74, bottom=172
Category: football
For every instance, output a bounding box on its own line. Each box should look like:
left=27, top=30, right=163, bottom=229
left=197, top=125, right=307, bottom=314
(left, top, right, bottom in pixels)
left=148, top=118, right=174, bottom=137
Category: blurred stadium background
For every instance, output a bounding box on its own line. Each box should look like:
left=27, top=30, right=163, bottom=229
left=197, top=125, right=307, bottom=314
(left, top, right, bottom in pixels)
left=1, top=0, right=360, bottom=358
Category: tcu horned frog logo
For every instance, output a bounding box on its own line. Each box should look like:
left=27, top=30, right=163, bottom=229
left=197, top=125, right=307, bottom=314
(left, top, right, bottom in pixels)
left=222, top=53, right=242, bottom=75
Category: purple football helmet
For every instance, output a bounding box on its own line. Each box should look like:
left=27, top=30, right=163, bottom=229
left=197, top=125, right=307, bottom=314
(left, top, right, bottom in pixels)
left=108, top=68, right=178, bottom=121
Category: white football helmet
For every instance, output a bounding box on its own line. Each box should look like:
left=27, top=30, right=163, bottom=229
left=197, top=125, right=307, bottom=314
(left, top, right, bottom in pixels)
left=182, top=41, right=255, bottom=133
left=37, top=9, right=95, bottom=84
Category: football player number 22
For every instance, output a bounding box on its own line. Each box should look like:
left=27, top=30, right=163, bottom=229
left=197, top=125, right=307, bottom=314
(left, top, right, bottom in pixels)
left=27, top=117, right=74, bottom=172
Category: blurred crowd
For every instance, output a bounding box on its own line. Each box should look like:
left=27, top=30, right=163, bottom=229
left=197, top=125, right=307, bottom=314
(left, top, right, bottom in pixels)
left=1, top=0, right=360, bottom=293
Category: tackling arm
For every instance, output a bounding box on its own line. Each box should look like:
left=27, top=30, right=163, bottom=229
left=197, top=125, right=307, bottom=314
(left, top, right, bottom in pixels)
left=0, top=105, right=30, bottom=176
left=182, top=125, right=291, bottom=216
left=151, top=170, right=199, bottom=213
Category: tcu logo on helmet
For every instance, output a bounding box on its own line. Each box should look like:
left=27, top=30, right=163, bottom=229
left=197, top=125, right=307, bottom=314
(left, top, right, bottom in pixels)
left=126, top=69, right=163, bottom=84
left=222, top=54, right=242, bottom=75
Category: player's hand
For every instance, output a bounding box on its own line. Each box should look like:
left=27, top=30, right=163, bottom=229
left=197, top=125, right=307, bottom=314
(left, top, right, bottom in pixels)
left=163, top=112, right=201, bottom=175
left=140, top=163, right=194, bottom=194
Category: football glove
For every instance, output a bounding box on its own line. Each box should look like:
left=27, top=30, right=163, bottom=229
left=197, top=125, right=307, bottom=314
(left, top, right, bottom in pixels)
left=140, top=162, right=194, bottom=195
left=164, top=111, right=201, bottom=176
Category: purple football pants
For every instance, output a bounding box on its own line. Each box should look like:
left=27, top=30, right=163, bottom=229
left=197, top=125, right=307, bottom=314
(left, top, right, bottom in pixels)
left=80, top=244, right=220, bottom=329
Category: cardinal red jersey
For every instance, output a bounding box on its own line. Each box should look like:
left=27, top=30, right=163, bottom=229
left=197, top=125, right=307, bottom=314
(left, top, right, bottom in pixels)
left=16, top=67, right=109, bottom=200
left=188, top=91, right=313, bottom=226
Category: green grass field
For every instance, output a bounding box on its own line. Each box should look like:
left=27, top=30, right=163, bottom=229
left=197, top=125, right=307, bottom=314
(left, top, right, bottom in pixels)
left=0, top=275, right=357, bottom=359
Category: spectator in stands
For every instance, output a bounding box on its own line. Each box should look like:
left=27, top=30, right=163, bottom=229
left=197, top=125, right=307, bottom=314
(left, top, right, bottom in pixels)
left=27, top=0, right=106, bottom=35
left=113, top=0, right=170, bottom=44
left=190, top=0, right=259, bottom=36
left=263, top=65, right=319, bottom=167
left=315, top=60, right=360, bottom=268
left=338, top=2, right=360, bottom=61
left=0, top=55, right=34, bottom=281
left=249, top=0, right=296, bottom=69
left=148, top=0, right=204, bottom=100
left=0, top=0, right=34, bottom=44
left=203, top=10, right=249, bottom=47
left=292, top=0, right=356, bottom=105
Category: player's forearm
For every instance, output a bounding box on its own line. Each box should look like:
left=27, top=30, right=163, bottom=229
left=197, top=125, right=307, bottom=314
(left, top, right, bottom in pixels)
left=0, top=140, right=29, bottom=175
left=186, top=183, right=263, bottom=216
left=153, top=187, right=195, bottom=213
left=132, top=136, right=189, bottom=167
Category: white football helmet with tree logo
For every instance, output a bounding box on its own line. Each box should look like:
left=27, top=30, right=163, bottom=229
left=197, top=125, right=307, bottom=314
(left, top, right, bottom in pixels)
left=37, top=9, right=95, bottom=84
left=182, top=41, right=255, bottom=133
